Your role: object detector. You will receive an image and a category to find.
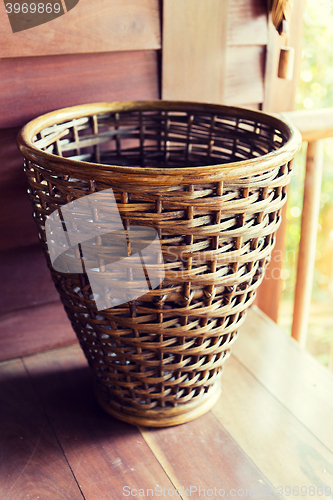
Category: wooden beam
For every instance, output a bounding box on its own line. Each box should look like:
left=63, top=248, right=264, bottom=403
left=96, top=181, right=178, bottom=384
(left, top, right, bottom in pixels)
left=162, top=0, right=229, bottom=103
left=282, top=107, right=333, bottom=142
left=292, top=140, right=324, bottom=346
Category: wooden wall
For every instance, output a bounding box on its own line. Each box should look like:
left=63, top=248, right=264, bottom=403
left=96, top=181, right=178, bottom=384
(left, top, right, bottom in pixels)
left=0, top=0, right=304, bottom=360
left=0, top=0, right=161, bottom=359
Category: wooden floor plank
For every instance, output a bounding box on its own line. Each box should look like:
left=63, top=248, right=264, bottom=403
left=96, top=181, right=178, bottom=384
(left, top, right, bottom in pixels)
left=0, top=302, right=77, bottom=362
left=23, top=345, right=176, bottom=500
left=213, top=355, right=333, bottom=498
left=0, top=358, right=83, bottom=500
left=234, top=306, right=333, bottom=453
left=3, top=306, right=333, bottom=500
left=140, top=412, right=281, bottom=500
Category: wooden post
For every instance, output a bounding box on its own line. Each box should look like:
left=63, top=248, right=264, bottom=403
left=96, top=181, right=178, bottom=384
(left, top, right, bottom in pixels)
left=291, top=140, right=324, bottom=346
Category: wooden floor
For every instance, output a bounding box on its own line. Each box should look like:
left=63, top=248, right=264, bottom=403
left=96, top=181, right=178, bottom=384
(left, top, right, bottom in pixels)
left=1, top=306, right=333, bottom=500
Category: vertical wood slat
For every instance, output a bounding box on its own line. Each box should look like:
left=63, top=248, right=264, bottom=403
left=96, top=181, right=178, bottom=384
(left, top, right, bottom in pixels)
left=292, top=140, right=324, bottom=346
left=162, top=0, right=229, bottom=103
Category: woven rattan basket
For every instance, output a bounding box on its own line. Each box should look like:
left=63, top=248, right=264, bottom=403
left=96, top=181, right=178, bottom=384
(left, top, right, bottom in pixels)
left=18, top=101, right=301, bottom=427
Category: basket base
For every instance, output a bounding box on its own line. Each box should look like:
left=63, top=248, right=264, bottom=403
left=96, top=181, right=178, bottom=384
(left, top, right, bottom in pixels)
left=95, top=381, right=222, bottom=427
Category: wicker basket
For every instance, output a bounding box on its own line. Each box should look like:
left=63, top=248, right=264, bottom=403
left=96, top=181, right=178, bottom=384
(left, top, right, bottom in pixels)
left=18, top=101, right=301, bottom=427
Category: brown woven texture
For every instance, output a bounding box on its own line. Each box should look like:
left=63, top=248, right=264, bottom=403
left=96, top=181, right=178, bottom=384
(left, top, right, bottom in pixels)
left=18, top=101, right=301, bottom=426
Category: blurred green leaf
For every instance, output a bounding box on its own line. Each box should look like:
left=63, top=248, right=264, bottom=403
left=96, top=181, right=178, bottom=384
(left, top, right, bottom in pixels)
left=278, top=0, right=333, bottom=369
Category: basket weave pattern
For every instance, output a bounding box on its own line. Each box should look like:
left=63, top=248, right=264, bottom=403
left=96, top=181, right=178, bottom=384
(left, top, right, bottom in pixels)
left=19, top=102, right=300, bottom=426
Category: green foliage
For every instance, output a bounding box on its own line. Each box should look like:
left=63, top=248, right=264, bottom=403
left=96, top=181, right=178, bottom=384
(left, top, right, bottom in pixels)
left=296, top=0, right=333, bottom=110
left=279, top=0, right=333, bottom=368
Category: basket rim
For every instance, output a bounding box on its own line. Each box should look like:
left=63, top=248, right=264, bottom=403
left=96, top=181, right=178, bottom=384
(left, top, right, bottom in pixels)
left=17, top=100, right=302, bottom=179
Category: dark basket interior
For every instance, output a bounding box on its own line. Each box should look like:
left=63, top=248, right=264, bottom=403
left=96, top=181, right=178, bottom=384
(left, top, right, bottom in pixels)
left=33, top=107, right=289, bottom=169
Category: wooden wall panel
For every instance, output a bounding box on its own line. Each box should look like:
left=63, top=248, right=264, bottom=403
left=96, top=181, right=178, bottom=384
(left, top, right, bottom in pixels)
left=0, top=0, right=161, bottom=58
left=162, top=0, right=267, bottom=108
left=0, top=245, right=58, bottom=315
left=0, top=49, right=159, bottom=250
left=0, top=127, right=38, bottom=251
left=227, top=0, right=268, bottom=46
left=0, top=50, right=159, bottom=129
left=0, top=49, right=160, bottom=332
left=0, top=188, right=39, bottom=251
left=0, top=303, right=77, bottom=362
left=162, top=0, right=229, bottom=103
left=224, top=45, right=265, bottom=105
